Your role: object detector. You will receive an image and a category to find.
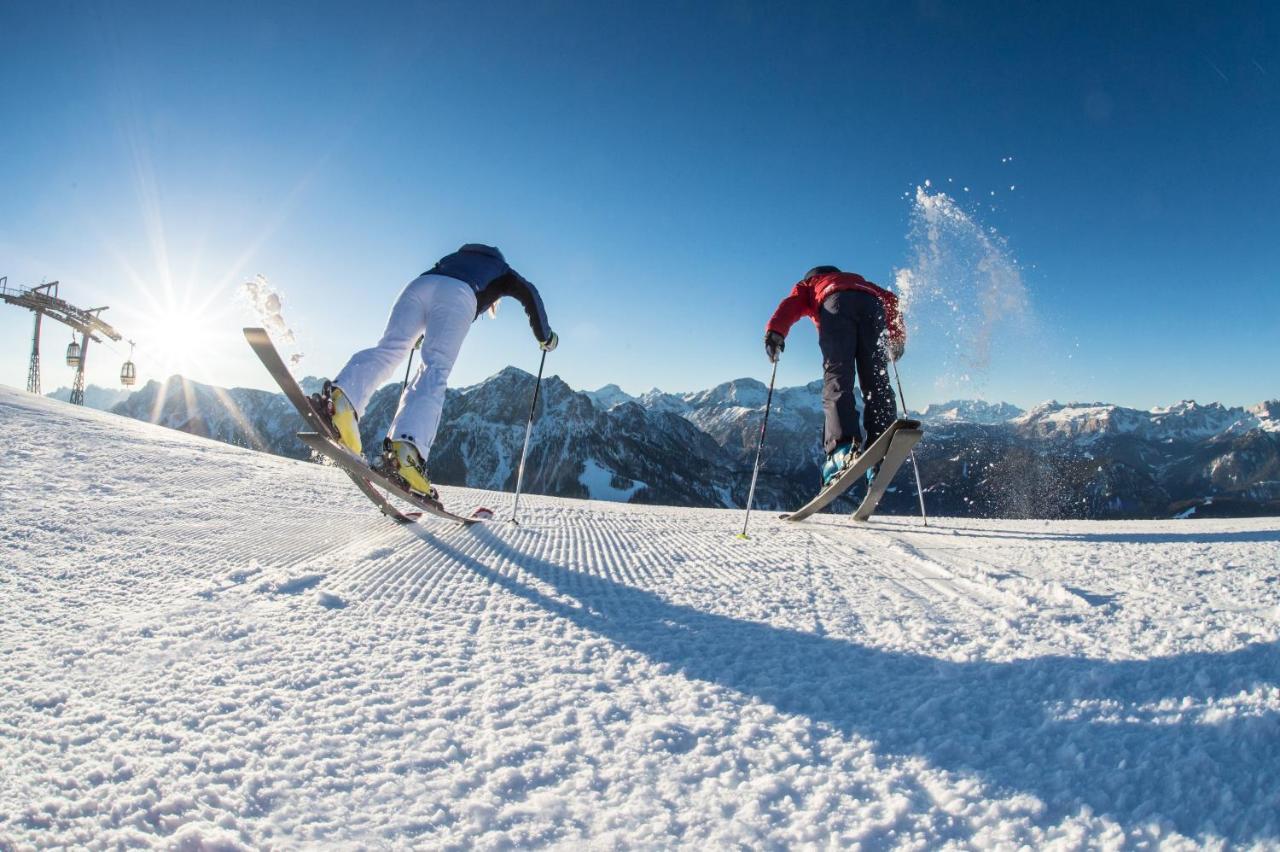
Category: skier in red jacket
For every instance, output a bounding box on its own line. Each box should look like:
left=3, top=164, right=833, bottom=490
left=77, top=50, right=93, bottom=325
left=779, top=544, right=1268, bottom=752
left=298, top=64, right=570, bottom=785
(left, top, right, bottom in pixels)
left=765, top=265, right=906, bottom=487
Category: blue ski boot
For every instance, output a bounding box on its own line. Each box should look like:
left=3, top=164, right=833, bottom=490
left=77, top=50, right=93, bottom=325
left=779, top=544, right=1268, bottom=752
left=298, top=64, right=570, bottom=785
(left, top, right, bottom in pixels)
left=854, top=464, right=878, bottom=502
left=821, top=442, right=856, bottom=488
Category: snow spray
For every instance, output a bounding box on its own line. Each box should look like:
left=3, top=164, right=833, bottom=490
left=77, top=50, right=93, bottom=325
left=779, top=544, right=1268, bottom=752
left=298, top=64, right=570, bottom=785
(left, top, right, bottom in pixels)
left=241, top=275, right=304, bottom=368
left=894, top=186, right=1032, bottom=389
left=894, top=187, right=1077, bottom=517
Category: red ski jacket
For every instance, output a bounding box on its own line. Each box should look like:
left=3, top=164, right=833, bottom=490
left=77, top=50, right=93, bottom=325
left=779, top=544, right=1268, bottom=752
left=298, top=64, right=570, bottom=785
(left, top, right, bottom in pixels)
left=766, top=271, right=905, bottom=346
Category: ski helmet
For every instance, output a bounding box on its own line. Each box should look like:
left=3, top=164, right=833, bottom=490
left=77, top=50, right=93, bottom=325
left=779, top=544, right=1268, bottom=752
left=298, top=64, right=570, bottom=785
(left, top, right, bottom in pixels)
left=804, top=265, right=840, bottom=280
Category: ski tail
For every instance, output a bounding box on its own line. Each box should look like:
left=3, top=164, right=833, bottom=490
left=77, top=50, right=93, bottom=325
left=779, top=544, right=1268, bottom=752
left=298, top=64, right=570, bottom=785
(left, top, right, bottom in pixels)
left=781, top=418, right=921, bottom=522
left=244, top=328, right=418, bottom=523
left=852, top=428, right=923, bottom=521
left=297, top=432, right=483, bottom=525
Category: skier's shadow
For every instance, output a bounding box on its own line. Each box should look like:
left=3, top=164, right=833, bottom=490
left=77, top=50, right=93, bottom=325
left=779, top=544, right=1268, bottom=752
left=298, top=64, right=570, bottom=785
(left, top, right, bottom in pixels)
left=419, top=525, right=1279, bottom=844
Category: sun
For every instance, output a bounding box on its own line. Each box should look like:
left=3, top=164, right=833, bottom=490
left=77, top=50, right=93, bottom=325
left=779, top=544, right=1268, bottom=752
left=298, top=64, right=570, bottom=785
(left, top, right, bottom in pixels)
left=126, top=293, right=230, bottom=383
left=137, top=311, right=200, bottom=377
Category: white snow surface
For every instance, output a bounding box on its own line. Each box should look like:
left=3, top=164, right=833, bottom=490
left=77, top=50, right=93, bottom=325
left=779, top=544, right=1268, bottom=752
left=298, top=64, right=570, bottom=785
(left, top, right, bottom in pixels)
left=2, top=386, right=1279, bottom=849
left=578, top=458, right=645, bottom=502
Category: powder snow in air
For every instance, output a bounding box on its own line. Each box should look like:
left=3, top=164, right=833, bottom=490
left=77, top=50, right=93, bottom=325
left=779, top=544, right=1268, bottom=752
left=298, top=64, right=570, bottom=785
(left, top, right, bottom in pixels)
left=895, top=186, right=1033, bottom=389
left=240, top=274, right=302, bottom=367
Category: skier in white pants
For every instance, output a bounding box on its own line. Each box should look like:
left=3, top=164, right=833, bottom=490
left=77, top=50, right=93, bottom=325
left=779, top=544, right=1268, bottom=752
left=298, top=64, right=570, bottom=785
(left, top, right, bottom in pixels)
left=312, top=244, right=557, bottom=497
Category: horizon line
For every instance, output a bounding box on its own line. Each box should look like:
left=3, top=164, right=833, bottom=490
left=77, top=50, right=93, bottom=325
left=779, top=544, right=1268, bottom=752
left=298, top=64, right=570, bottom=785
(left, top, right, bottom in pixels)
left=25, top=372, right=1279, bottom=415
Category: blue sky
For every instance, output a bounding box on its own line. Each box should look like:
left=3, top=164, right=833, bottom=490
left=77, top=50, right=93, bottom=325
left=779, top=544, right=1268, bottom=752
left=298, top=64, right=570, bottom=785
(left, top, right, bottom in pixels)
left=1, top=1, right=1276, bottom=408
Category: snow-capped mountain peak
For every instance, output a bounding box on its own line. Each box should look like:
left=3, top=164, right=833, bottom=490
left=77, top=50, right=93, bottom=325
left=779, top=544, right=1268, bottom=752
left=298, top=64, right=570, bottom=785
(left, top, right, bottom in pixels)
left=1013, top=398, right=1265, bottom=443
left=681, top=378, right=769, bottom=409
left=918, top=399, right=1024, bottom=424
left=636, top=387, right=691, bottom=416
left=584, top=383, right=636, bottom=411
left=1249, top=400, right=1280, bottom=432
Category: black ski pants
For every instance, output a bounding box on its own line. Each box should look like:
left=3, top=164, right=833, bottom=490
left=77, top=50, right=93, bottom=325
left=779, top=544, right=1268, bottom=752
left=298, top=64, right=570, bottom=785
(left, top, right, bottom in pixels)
left=817, top=290, right=897, bottom=454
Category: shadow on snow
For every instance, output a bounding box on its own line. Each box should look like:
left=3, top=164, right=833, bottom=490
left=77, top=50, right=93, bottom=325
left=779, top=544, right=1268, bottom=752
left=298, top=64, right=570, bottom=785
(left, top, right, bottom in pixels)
left=413, top=523, right=1279, bottom=843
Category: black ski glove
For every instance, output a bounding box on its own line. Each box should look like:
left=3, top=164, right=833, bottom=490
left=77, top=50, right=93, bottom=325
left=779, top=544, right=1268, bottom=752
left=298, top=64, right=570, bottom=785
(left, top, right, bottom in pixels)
left=765, top=331, right=785, bottom=363
left=540, top=331, right=559, bottom=352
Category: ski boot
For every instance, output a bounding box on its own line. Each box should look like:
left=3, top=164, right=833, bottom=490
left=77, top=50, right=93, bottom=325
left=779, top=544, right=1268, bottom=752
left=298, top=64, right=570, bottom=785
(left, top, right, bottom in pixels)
left=382, top=438, right=438, bottom=501
left=309, top=381, right=362, bottom=455
left=821, top=442, right=857, bottom=488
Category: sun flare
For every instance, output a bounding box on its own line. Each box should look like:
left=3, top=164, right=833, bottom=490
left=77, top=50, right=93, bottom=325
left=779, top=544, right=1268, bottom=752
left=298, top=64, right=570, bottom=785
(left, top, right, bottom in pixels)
left=125, top=294, right=231, bottom=384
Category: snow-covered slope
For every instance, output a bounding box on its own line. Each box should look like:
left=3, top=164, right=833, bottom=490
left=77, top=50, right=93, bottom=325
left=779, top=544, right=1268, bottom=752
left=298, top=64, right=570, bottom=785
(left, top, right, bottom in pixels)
left=4, top=386, right=1278, bottom=848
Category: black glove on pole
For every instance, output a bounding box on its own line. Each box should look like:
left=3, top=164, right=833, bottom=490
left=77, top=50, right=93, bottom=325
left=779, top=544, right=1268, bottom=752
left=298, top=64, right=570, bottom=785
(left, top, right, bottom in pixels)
left=738, top=357, right=778, bottom=539
left=765, top=331, right=785, bottom=363
left=511, top=347, right=548, bottom=524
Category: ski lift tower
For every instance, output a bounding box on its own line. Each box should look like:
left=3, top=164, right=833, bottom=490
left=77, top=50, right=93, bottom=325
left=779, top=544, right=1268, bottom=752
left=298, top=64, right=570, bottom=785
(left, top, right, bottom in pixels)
left=1, top=277, right=124, bottom=403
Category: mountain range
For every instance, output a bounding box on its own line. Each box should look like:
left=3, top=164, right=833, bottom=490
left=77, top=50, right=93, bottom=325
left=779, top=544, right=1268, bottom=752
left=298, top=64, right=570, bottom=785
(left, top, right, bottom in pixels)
left=45, top=385, right=135, bottom=410
left=48, top=375, right=1280, bottom=519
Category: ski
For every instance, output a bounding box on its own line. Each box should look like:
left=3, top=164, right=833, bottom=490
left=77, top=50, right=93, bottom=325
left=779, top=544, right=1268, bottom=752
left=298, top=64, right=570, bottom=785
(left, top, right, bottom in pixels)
left=851, top=426, right=923, bottom=522
left=243, top=327, right=419, bottom=524
left=296, top=431, right=486, bottom=525
left=779, top=418, right=922, bottom=522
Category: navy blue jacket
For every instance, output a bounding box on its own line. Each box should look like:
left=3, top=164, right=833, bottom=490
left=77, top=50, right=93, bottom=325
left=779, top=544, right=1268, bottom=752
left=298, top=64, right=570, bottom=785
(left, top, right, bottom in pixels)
left=426, top=244, right=552, bottom=343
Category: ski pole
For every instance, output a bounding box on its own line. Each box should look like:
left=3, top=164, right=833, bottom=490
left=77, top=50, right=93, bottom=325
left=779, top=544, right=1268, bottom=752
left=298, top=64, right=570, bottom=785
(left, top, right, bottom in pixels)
left=511, top=347, right=548, bottom=524
left=738, top=358, right=778, bottom=539
left=401, top=334, right=425, bottom=395
left=888, top=350, right=929, bottom=526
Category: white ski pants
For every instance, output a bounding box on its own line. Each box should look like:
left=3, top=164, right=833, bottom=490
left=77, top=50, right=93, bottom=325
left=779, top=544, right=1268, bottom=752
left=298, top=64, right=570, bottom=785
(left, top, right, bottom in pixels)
left=334, top=273, right=477, bottom=461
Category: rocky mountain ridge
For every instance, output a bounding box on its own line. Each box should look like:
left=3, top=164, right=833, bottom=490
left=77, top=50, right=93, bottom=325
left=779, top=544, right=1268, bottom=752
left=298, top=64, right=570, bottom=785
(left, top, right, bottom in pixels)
left=54, top=374, right=1280, bottom=518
